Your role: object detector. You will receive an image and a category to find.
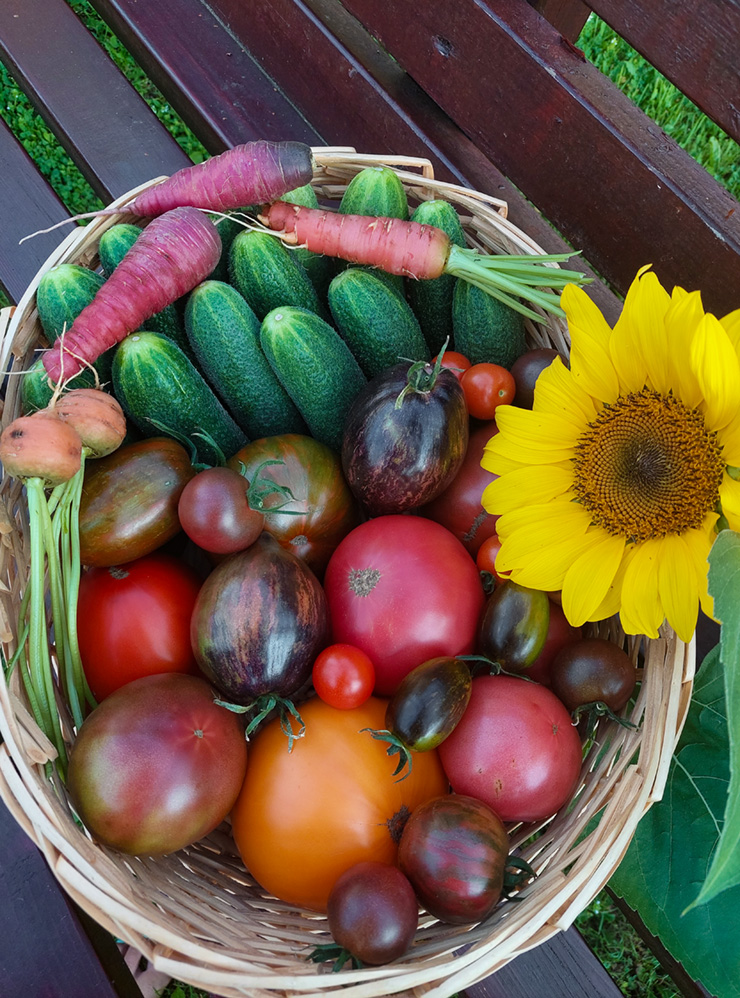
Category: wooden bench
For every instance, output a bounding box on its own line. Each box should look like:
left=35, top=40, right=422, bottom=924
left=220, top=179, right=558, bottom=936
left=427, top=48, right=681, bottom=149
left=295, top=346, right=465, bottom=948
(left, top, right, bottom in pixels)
left=0, top=1, right=729, bottom=995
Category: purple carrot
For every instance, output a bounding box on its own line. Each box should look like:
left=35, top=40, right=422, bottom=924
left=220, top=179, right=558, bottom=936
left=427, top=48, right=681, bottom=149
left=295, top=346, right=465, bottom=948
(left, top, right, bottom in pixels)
left=42, top=207, right=221, bottom=383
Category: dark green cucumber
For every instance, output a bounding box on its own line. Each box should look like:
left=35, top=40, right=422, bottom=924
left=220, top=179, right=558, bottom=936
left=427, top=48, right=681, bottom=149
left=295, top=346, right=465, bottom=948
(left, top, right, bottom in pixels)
left=328, top=268, right=429, bottom=378
left=208, top=210, right=252, bottom=283
left=260, top=307, right=366, bottom=451
left=184, top=280, right=307, bottom=439
left=97, top=224, right=190, bottom=354
left=112, top=331, right=247, bottom=465
left=21, top=355, right=97, bottom=414
left=229, top=230, right=326, bottom=321
left=452, top=280, right=527, bottom=368
left=338, top=167, right=409, bottom=295
left=406, top=200, right=468, bottom=355
left=282, top=184, right=335, bottom=300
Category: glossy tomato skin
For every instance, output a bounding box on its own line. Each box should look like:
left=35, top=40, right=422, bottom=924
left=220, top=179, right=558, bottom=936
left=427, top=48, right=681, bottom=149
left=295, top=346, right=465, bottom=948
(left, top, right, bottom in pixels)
left=67, top=673, right=248, bottom=855
left=525, top=601, right=582, bottom=686
left=312, top=644, right=375, bottom=710
left=460, top=363, right=516, bottom=420
left=190, top=533, right=328, bottom=704
left=477, top=580, right=551, bottom=673
left=231, top=695, right=448, bottom=912
left=178, top=466, right=265, bottom=554
left=398, top=794, right=508, bottom=924
left=327, top=861, right=419, bottom=965
left=341, top=362, right=469, bottom=516
left=386, top=657, right=472, bottom=753
left=438, top=674, right=583, bottom=823
left=324, top=516, right=485, bottom=696
left=227, top=434, right=361, bottom=577
left=549, top=638, right=637, bottom=713
left=79, top=437, right=195, bottom=567
left=510, top=348, right=562, bottom=409
left=417, top=420, right=499, bottom=556
left=77, top=553, right=203, bottom=701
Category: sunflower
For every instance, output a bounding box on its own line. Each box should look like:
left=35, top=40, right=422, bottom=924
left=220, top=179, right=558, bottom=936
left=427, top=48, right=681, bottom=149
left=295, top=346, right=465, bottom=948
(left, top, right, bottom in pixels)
left=481, top=266, right=740, bottom=643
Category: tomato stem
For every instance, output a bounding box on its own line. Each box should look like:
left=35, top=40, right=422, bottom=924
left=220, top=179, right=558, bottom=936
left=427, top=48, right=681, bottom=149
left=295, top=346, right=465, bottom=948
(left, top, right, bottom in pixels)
left=307, top=942, right=363, bottom=972
left=361, top=727, right=412, bottom=781
left=214, top=694, right=306, bottom=751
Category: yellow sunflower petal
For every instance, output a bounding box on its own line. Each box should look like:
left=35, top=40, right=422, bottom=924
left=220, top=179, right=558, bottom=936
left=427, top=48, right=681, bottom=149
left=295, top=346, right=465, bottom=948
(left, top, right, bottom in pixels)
left=663, top=289, right=705, bottom=409
left=561, top=284, right=620, bottom=403
left=494, top=405, right=582, bottom=450
left=720, top=307, right=740, bottom=354
left=619, top=540, right=664, bottom=638
left=502, top=531, right=597, bottom=592
left=495, top=499, right=592, bottom=547
left=483, top=430, right=575, bottom=467
left=482, top=465, right=574, bottom=515
left=719, top=472, right=740, bottom=531
left=632, top=271, right=674, bottom=394
left=718, top=410, right=740, bottom=467
left=657, top=534, right=700, bottom=642
left=610, top=272, right=649, bottom=392
left=691, top=313, right=740, bottom=431
left=533, top=356, right=598, bottom=427
left=682, top=519, right=716, bottom=622
left=560, top=531, right=626, bottom=627
left=586, top=543, right=636, bottom=622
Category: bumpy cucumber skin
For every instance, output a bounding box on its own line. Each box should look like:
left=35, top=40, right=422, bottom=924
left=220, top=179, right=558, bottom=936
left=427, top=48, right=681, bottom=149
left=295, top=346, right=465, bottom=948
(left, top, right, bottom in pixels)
left=112, top=331, right=247, bottom=465
left=452, top=280, right=527, bottom=368
left=406, top=200, right=468, bottom=355
left=260, top=307, right=366, bottom=452
left=21, top=355, right=97, bottom=414
left=328, top=268, right=429, bottom=378
left=97, top=224, right=191, bottom=354
left=229, top=230, right=326, bottom=321
left=185, top=280, right=307, bottom=439
left=282, top=184, right=336, bottom=301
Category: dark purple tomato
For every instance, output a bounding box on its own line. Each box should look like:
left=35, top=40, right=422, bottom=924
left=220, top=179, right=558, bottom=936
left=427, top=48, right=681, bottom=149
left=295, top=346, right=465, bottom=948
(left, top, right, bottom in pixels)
left=178, top=466, right=265, bottom=554
left=385, top=657, right=472, bottom=754
left=398, top=794, right=508, bottom=924
left=477, top=580, right=550, bottom=672
left=525, top=600, right=583, bottom=686
left=549, top=638, right=637, bottom=713
left=341, top=360, right=468, bottom=515
left=190, top=532, right=328, bottom=705
left=67, top=673, right=248, bottom=855
left=327, top=861, right=419, bottom=965
left=510, top=348, right=563, bottom=408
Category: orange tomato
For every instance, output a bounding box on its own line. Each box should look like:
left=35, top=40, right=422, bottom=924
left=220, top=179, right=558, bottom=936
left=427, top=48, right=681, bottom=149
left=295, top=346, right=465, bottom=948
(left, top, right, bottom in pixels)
left=231, top=696, right=449, bottom=912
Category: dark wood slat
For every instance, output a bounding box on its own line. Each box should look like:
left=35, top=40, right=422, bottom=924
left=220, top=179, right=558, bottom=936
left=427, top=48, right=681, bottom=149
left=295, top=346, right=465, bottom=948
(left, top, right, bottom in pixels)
left=0, top=0, right=190, bottom=204
left=587, top=0, right=740, bottom=144
left=0, top=795, right=143, bottom=998
left=86, top=0, right=322, bottom=152
left=336, top=0, right=740, bottom=318
left=0, top=118, right=71, bottom=304
left=530, top=0, right=591, bottom=41
left=461, top=927, right=623, bottom=997
left=204, top=0, right=620, bottom=322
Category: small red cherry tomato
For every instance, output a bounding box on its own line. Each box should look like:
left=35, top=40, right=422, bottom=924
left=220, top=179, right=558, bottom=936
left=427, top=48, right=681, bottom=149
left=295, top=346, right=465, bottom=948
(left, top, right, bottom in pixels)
left=433, top=351, right=472, bottom=382
left=312, top=644, right=376, bottom=709
left=475, top=534, right=509, bottom=582
left=460, top=363, right=516, bottom=420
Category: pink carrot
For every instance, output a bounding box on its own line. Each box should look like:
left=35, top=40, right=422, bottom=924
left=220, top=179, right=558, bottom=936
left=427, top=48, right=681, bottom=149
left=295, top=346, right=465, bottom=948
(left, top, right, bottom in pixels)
left=42, top=207, right=221, bottom=383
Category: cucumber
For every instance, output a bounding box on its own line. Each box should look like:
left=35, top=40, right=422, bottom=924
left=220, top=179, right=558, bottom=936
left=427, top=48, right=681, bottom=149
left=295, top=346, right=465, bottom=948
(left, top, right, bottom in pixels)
left=328, top=268, right=429, bottom=378
left=282, top=184, right=335, bottom=301
left=338, top=167, right=409, bottom=295
left=21, top=355, right=98, bottom=414
left=208, top=210, right=252, bottom=283
left=97, top=224, right=191, bottom=354
left=112, top=331, right=247, bottom=465
left=35, top=263, right=115, bottom=384
left=452, top=280, right=527, bottom=368
left=184, top=280, right=307, bottom=439
left=229, top=230, right=326, bottom=321
left=406, top=200, right=468, bottom=355
left=260, top=307, right=366, bottom=451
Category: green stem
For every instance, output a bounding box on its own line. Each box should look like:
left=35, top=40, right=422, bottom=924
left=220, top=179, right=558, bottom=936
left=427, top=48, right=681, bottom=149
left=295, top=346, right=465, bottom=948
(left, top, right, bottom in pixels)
left=62, top=458, right=96, bottom=713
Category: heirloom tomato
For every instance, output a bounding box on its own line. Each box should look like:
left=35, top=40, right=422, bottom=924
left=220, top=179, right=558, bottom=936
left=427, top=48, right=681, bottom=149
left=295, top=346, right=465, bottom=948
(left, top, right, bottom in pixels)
left=323, top=515, right=485, bottom=696
left=460, top=363, right=516, bottom=420
left=438, top=674, right=583, bottom=823
left=525, top=601, right=582, bottom=686
left=312, top=644, right=375, bottom=709
left=177, top=465, right=265, bottom=554
left=231, top=695, right=448, bottom=912
left=77, top=553, right=203, bottom=701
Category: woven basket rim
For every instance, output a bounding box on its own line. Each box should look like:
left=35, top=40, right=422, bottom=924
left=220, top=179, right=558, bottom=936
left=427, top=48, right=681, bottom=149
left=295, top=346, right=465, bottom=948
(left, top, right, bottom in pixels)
left=0, top=148, right=695, bottom=998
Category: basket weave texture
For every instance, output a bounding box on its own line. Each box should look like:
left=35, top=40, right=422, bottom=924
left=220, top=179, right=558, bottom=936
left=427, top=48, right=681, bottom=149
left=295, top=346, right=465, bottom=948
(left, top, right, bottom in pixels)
left=0, top=150, right=694, bottom=998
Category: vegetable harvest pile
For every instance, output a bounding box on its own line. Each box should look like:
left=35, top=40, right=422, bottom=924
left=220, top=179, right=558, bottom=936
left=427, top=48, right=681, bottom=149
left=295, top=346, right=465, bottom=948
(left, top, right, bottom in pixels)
left=1, top=139, right=649, bottom=969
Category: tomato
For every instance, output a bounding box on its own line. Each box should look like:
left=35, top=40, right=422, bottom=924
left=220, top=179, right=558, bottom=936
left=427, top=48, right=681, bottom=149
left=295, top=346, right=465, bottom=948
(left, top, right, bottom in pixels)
left=178, top=466, right=265, bottom=554
left=312, top=644, right=375, bottom=709
left=477, top=580, right=551, bottom=673
left=433, top=350, right=472, bottom=381
left=67, top=674, right=248, bottom=855
left=417, top=420, right=499, bottom=555
left=326, top=862, right=418, bottom=965
left=323, top=516, right=485, bottom=696
left=227, top=433, right=361, bottom=578
left=77, top=553, right=203, bottom=701
left=475, top=534, right=507, bottom=581
left=510, top=348, right=563, bottom=409
left=398, top=794, right=509, bottom=924
left=231, top=695, right=448, bottom=912
left=79, top=437, right=195, bottom=567
left=549, top=638, right=637, bottom=714
left=438, top=674, right=583, bottom=823
left=460, top=363, right=516, bottom=420
left=525, top=600, right=582, bottom=686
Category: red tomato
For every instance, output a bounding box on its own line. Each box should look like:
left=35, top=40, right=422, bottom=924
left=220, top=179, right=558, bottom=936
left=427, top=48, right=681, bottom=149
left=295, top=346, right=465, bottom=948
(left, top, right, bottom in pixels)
left=525, top=601, right=583, bottom=686
left=77, top=553, right=203, bottom=701
left=312, top=644, right=375, bottom=709
left=460, top=363, right=516, bottom=420
left=323, top=516, right=485, bottom=696
left=438, top=674, right=583, bottom=823
left=67, top=673, right=248, bottom=855
left=231, top=695, right=448, bottom=912
left=417, top=420, right=499, bottom=555
left=433, top=350, right=471, bottom=381
left=475, top=533, right=508, bottom=582
left=178, top=466, right=265, bottom=554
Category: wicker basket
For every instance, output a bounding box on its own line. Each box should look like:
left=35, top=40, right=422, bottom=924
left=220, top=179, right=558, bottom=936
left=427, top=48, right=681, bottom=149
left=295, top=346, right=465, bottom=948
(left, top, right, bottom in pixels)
left=0, top=150, right=695, bottom=998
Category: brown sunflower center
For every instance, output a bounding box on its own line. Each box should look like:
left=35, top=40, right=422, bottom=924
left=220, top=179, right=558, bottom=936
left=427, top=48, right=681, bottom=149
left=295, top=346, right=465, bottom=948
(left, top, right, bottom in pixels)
left=572, top=389, right=724, bottom=542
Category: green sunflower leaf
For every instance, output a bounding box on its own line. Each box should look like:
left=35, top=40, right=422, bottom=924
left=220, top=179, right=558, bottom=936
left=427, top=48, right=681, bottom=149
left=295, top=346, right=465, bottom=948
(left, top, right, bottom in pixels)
left=609, top=641, right=740, bottom=997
